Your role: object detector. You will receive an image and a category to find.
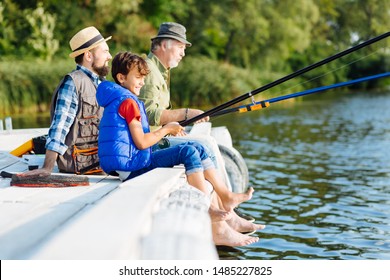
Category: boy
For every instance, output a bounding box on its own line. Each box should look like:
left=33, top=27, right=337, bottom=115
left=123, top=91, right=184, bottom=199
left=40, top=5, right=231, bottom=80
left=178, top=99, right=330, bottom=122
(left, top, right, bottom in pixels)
left=96, top=52, right=261, bottom=246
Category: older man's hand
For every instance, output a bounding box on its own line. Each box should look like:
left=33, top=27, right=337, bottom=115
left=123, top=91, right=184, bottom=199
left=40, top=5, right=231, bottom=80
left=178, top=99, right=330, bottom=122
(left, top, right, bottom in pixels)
left=189, top=109, right=210, bottom=123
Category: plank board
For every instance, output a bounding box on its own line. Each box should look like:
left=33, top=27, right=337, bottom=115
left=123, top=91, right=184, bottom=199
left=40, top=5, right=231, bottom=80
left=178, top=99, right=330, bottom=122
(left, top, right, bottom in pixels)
left=0, top=126, right=220, bottom=260
left=27, top=168, right=186, bottom=260
left=0, top=174, right=121, bottom=259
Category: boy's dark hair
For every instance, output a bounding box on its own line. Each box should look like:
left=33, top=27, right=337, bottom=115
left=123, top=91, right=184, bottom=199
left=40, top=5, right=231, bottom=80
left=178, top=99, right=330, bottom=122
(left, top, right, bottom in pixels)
left=111, top=52, right=150, bottom=84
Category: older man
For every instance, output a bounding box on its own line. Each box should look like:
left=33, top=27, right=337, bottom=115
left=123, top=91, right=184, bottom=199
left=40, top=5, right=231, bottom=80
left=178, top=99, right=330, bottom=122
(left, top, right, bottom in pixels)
left=139, top=22, right=208, bottom=132
left=23, top=26, right=112, bottom=176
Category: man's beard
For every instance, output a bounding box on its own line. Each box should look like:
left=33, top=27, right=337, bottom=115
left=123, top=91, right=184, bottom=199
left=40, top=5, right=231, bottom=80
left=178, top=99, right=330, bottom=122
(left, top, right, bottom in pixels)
left=92, top=62, right=110, bottom=77
left=168, top=59, right=179, bottom=69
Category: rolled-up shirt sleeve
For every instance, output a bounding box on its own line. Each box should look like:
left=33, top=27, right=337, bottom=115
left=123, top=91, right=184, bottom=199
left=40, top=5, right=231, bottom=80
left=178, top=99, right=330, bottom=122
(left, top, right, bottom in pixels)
left=139, top=53, right=171, bottom=128
left=45, top=75, right=78, bottom=155
left=140, top=83, right=165, bottom=126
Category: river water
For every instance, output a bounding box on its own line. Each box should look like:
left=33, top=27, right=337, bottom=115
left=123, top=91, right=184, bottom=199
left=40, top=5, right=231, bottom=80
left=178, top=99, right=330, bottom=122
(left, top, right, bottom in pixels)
left=213, top=90, right=390, bottom=260
left=8, top=90, right=390, bottom=260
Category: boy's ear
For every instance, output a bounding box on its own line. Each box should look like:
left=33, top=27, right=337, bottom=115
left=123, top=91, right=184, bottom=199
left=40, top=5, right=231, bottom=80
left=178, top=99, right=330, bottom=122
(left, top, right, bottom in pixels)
left=116, top=73, right=125, bottom=84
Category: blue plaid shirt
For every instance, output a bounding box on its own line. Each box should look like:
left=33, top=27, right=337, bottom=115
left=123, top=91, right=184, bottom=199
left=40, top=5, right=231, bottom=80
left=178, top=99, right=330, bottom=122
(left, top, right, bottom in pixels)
left=46, top=65, right=101, bottom=155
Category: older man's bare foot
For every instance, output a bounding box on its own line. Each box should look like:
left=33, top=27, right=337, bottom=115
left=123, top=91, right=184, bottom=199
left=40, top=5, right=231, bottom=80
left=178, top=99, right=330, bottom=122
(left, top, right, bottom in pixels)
left=209, top=206, right=232, bottom=222
left=212, top=221, right=259, bottom=247
left=220, top=187, right=254, bottom=212
left=227, top=210, right=265, bottom=233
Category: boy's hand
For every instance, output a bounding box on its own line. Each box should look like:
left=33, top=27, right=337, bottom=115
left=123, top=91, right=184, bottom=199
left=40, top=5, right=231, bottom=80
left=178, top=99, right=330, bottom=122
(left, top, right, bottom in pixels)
left=165, top=122, right=185, bottom=136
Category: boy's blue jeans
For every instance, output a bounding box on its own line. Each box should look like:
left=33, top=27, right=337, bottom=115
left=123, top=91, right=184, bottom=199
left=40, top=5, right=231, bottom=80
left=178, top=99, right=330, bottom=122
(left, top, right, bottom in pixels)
left=153, top=136, right=218, bottom=169
left=127, top=141, right=214, bottom=180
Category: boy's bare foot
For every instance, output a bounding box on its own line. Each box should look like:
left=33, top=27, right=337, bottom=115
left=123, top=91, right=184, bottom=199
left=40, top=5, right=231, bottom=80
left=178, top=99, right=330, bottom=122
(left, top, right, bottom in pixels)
left=209, top=206, right=232, bottom=222
left=221, top=187, right=254, bottom=212
left=226, top=210, right=265, bottom=233
left=212, top=221, right=259, bottom=247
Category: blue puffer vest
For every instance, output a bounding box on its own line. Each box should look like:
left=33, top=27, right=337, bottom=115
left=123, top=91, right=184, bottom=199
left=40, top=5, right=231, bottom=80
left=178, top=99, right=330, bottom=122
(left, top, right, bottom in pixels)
left=96, top=81, right=151, bottom=173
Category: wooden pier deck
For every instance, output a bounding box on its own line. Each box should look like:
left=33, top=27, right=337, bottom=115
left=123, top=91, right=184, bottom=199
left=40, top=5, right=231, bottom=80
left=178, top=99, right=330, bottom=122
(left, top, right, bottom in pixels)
left=0, top=127, right=218, bottom=260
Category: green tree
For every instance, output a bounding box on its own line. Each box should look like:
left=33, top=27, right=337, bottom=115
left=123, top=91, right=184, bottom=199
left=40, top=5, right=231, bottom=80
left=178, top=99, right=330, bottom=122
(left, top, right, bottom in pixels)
left=94, top=0, right=155, bottom=53
left=1, top=0, right=389, bottom=115
left=24, top=2, right=59, bottom=61
left=172, top=0, right=320, bottom=73
left=0, top=2, right=14, bottom=56
left=0, top=0, right=27, bottom=57
left=337, top=0, right=390, bottom=43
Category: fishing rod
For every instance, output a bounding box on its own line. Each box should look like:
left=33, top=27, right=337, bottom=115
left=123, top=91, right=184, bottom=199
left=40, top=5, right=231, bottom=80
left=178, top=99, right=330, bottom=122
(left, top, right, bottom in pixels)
left=179, top=31, right=390, bottom=126
left=211, top=72, right=390, bottom=117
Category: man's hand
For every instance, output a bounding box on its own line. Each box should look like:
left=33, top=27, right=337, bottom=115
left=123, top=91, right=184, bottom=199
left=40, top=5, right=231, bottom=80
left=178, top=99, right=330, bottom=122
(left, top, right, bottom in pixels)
left=19, top=167, right=51, bottom=177
left=188, top=109, right=210, bottom=123
left=19, top=149, right=58, bottom=177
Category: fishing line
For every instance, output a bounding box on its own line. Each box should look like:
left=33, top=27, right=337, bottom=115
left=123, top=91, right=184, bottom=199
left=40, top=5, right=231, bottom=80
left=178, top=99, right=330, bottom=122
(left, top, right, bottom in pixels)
left=210, top=72, right=390, bottom=117
left=204, top=47, right=386, bottom=123
left=179, top=31, right=390, bottom=126
left=197, top=47, right=387, bottom=123
left=258, top=46, right=386, bottom=103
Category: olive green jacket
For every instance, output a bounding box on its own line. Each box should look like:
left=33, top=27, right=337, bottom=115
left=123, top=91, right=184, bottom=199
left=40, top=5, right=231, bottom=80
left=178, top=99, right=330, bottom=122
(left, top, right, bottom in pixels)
left=139, top=52, right=172, bottom=131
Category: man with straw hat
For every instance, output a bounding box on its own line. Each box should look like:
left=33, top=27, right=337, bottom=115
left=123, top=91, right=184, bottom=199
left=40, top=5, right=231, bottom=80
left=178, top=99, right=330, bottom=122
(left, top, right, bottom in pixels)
left=23, top=26, right=112, bottom=177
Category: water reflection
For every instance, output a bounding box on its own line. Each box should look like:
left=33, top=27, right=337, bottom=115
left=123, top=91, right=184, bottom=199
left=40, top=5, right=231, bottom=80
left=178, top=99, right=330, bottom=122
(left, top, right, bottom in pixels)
left=214, top=91, right=390, bottom=259
left=5, top=112, right=51, bottom=129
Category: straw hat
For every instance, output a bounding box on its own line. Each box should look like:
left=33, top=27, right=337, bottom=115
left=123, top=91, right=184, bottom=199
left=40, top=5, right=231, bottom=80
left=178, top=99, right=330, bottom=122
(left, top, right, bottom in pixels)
left=69, top=26, right=112, bottom=58
left=151, top=22, right=191, bottom=46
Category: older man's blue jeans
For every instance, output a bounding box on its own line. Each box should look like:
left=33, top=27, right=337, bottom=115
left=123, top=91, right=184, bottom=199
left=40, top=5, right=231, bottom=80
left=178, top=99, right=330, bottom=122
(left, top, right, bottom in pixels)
left=126, top=141, right=214, bottom=180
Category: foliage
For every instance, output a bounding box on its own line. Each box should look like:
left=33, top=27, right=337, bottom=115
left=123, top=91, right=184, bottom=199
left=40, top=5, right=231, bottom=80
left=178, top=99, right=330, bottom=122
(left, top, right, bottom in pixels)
left=24, top=2, right=59, bottom=61
left=113, top=14, right=155, bottom=54
left=0, top=59, right=74, bottom=116
left=0, top=2, right=14, bottom=54
left=0, top=0, right=389, bottom=114
left=171, top=55, right=261, bottom=108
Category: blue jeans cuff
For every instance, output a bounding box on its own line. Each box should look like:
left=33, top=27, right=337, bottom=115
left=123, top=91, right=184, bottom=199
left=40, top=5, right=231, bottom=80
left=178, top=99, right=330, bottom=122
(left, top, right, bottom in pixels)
left=185, top=167, right=204, bottom=175
left=202, top=158, right=214, bottom=170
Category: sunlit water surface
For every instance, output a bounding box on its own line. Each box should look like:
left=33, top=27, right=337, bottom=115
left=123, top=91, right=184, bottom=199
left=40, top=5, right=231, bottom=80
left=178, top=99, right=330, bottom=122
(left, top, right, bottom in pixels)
left=213, top=91, right=390, bottom=260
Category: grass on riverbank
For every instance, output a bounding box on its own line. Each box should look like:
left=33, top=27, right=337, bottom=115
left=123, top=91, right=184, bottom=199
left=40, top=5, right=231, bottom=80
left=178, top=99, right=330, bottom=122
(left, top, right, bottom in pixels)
left=0, top=56, right=267, bottom=116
